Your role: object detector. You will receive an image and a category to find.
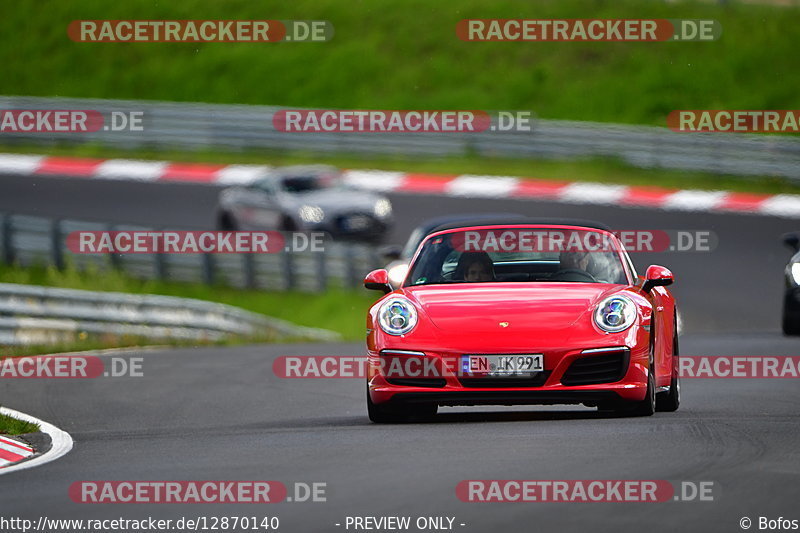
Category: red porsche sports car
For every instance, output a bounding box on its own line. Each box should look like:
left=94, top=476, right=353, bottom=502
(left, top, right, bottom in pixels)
left=363, top=219, right=679, bottom=423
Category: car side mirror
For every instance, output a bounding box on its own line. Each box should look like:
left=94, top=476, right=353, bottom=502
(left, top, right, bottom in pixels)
left=642, top=265, right=674, bottom=292
left=378, top=245, right=402, bottom=262
left=364, top=269, right=392, bottom=293
left=783, top=233, right=800, bottom=253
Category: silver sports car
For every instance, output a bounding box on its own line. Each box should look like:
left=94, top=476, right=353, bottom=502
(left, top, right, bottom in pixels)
left=217, top=165, right=393, bottom=243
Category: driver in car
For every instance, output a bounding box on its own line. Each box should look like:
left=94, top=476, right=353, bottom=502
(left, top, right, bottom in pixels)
left=561, top=249, right=590, bottom=270
left=553, top=250, right=596, bottom=281
left=455, top=252, right=495, bottom=282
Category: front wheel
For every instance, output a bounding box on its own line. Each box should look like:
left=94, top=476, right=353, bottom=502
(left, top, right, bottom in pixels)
left=604, top=356, right=655, bottom=417
left=656, top=329, right=680, bottom=412
left=782, top=306, right=800, bottom=335
left=629, top=365, right=656, bottom=416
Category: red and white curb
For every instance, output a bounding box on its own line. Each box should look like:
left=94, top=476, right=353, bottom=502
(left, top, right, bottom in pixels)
left=2, top=153, right=800, bottom=218
left=0, top=435, right=34, bottom=466
left=0, top=406, right=73, bottom=476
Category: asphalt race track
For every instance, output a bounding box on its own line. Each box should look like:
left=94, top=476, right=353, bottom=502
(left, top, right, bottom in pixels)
left=1, top=173, right=799, bottom=532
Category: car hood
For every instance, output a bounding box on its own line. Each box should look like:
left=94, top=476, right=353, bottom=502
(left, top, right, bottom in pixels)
left=403, top=282, right=626, bottom=335
left=282, top=188, right=383, bottom=214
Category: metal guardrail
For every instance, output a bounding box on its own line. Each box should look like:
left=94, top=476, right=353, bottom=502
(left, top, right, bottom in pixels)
left=0, top=282, right=339, bottom=346
left=1, top=95, right=799, bottom=179
left=0, top=213, right=382, bottom=293
left=0, top=211, right=376, bottom=345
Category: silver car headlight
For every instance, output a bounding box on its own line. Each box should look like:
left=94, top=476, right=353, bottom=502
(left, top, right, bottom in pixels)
left=378, top=297, right=418, bottom=335
left=594, top=295, right=636, bottom=333
left=299, top=205, right=324, bottom=224
left=374, top=198, right=392, bottom=219
left=791, top=263, right=800, bottom=285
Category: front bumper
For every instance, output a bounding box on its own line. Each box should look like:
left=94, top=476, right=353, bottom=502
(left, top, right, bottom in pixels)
left=367, top=345, right=649, bottom=406
left=312, top=214, right=391, bottom=241
left=378, top=390, right=623, bottom=407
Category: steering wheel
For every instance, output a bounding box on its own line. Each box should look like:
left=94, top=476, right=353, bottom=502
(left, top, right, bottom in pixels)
left=550, top=268, right=598, bottom=282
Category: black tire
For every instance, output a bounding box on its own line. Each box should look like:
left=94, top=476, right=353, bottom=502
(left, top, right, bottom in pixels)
left=782, top=306, right=800, bottom=335
left=656, top=329, right=680, bottom=412
left=612, top=315, right=659, bottom=417
left=609, top=354, right=655, bottom=417
left=630, top=365, right=656, bottom=416
left=280, top=216, right=298, bottom=232
left=366, top=386, right=437, bottom=423
left=367, top=394, right=402, bottom=423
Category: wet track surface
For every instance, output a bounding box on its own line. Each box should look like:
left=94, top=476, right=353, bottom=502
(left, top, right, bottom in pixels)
left=1, top=174, right=799, bottom=531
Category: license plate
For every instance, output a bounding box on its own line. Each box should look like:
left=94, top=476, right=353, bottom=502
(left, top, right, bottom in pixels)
left=343, top=215, right=371, bottom=231
left=462, top=354, right=543, bottom=377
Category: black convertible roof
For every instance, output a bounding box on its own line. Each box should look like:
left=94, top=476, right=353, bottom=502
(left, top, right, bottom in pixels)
left=430, top=217, right=611, bottom=233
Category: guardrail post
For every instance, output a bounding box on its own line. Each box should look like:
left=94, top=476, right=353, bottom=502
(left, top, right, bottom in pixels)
left=202, top=253, right=215, bottom=285
left=243, top=253, right=256, bottom=289
left=51, top=219, right=64, bottom=270
left=1, top=214, right=14, bottom=265
left=315, top=249, right=327, bottom=292
left=344, top=243, right=357, bottom=288
left=282, top=251, right=295, bottom=290
left=154, top=250, right=167, bottom=280
left=107, top=223, right=121, bottom=270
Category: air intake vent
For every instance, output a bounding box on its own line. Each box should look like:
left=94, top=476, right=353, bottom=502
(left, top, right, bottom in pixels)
left=561, top=350, right=629, bottom=386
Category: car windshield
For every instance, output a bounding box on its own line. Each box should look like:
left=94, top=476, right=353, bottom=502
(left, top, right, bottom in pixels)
left=279, top=173, right=340, bottom=194
left=405, top=227, right=628, bottom=286
left=401, top=227, right=426, bottom=259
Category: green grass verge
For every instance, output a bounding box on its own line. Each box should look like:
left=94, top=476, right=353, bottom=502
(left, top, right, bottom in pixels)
left=4, top=142, right=800, bottom=195
left=0, top=413, right=40, bottom=435
left=2, top=0, right=799, bottom=127
left=0, top=263, right=376, bottom=349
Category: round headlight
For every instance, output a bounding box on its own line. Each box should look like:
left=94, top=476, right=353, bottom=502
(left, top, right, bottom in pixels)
left=374, top=198, right=392, bottom=219
left=594, top=295, right=636, bottom=333
left=378, top=297, right=418, bottom=335
left=791, top=263, right=800, bottom=285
